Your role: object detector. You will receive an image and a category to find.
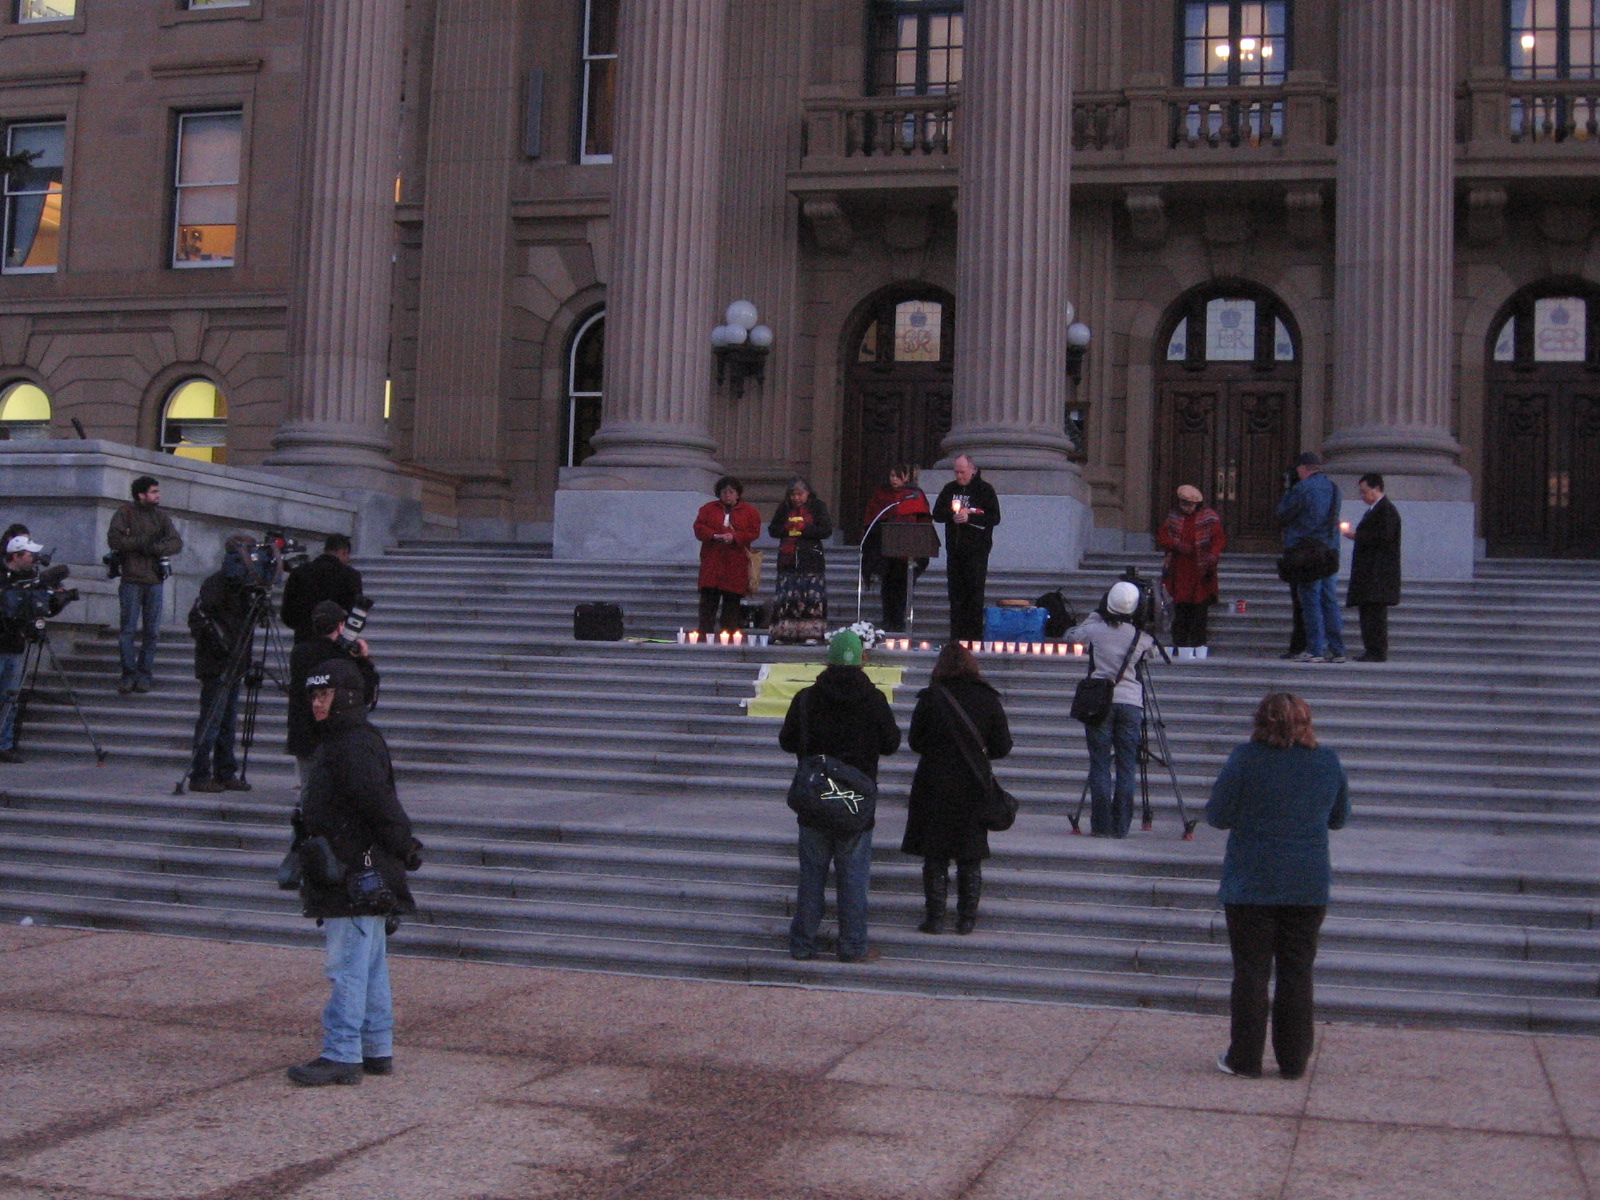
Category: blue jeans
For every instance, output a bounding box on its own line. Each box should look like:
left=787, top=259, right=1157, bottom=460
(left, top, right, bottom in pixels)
left=118, top=582, right=163, bottom=683
left=1085, top=702, right=1143, bottom=837
left=0, top=651, right=24, bottom=751
left=320, top=916, right=393, bottom=1063
left=1295, top=575, right=1345, bottom=658
left=190, top=674, right=240, bottom=782
left=791, top=824, right=872, bottom=959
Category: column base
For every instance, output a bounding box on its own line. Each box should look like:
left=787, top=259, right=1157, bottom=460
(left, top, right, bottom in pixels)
left=264, top=422, right=398, bottom=494
left=553, top=486, right=716, bottom=563
left=1337, top=496, right=1476, bottom=582
left=920, top=466, right=1093, bottom=571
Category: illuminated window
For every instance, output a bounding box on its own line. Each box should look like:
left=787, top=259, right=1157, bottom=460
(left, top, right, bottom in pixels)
left=3, top=122, right=64, bottom=274
left=1509, top=0, right=1600, bottom=80
left=564, top=311, right=603, bottom=467
left=1164, top=289, right=1298, bottom=367
left=579, top=0, right=617, bottom=163
left=1180, top=2, right=1289, bottom=86
left=869, top=1, right=963, bottom=96
left=161, top=379, right=229, bottom=463
left=0, top=381, right=50, bottom=440
left=15, top=0, right=75, bottom=22
left=172, top=111, right=242, bottom=269
left=858, top=298, right=950, bottom=365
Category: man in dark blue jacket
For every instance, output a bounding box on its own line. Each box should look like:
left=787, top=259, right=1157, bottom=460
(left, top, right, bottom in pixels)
left=1275, top=453, right=1346, bottom=663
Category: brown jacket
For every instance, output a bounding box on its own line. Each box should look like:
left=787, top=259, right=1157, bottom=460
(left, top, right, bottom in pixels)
left=107, top=501, right=183, bottom=586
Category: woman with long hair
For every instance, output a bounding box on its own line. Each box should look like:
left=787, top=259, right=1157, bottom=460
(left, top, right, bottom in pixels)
left=860, top=463, right=932, bottom=632
left=901, top=641, right=1012, bottom=935
left=1207, top=692, right=1350, bottom=1080
left=768, top=477, right=833, bottom=644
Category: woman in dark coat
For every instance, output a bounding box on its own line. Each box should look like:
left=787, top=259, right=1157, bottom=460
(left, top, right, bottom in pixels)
left=1343, top=472, right=1402, bottom=661
left=902, top=642, right=1013, bottom=934
left=1206, top=692, right=1349, bottom=1081
left=768, top=477, right=833, bottom=644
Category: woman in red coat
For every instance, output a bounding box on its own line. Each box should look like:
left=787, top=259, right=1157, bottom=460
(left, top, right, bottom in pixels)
left=693, top=476, right=761, bottom=634
left=1157, top=484, right=1226, bottom=658
left=861, top=464, right=933, bottom=632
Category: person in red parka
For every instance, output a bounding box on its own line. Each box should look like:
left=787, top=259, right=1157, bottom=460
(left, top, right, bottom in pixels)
left=861, top=464, right=933, bottom=632
left=693, top=476, right=762, bottom=635
left=1157, top=484, right=1227, bottom=659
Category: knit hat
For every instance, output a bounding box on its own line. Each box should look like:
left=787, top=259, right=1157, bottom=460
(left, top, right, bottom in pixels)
left=1175, top=484, right=1203, bottom=504
left=310, top=599, right=347, bottom=636
left=1106, top=581, right=1142, bottom=616
left=827, top=630, right=864, bottom=667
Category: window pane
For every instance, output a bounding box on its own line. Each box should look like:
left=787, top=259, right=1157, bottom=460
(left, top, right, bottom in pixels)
left=1166, top=318, right=1190, bottom=362
left=177, top=113, right=242, bottom=187
left=175, top=186, right=238, bottom=264
left=1183, top=2, right=1286, bottom=86
left=0, top=381, right=51, bottom=440
left=1274, top=317, right=1296, bottom=361
left=17, top=0, right=74, bottom=21
left=585, top=0, right=618, bottom=57
left=163, top=379, right=228, bottom=462
left=893, top=300, right=942, bottom=362
left=174, top=113, right=241, bottom=267
left=4, top=122, right=65, bottom=273
left=186, top=0, right=251, bottom=8
left=871, top=2, right=964, bottom=96
left=1205, top=298, right=1257, bottom=360
left=1494, top=318, right=1517, bottom=362
left=1533, top=297, right=1587, bottom=361
left=582, top=58, right=616, bottom=158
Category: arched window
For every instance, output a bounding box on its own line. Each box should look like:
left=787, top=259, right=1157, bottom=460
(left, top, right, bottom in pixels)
left=563, top=311, right=604, bottom=468
left=868, top=1, right=963, bottom=96
left=1507, top=1, right=1599, bottom=140
left=161, top=378, right=228, bottom=463
left=0, top=381, right=50, bottom=440
left=1176, top=2, right=1289, bottom=145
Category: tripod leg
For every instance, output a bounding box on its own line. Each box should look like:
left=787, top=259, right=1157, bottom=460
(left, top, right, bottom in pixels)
left=1139, top=712, right=1154, bottom=832
left=1068, top=770, right=1090, bottom=834
left=36, top=636, right=107, bottom=763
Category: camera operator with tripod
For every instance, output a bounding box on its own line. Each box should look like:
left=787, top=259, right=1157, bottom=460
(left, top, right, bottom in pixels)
left=187, top=535, right=264, bottom=792
left=1067, top=581, right=1158, bottom=838
left=0, top=535, right=83, bottom=764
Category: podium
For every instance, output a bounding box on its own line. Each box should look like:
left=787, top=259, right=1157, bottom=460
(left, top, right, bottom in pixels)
left=880, top=522, right=940, bottom=561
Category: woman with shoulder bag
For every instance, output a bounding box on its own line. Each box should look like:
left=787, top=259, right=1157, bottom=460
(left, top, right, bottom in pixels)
left=902, top=642, right=1013, bottom=935
left=1067, top=581, right=1156, bottom=838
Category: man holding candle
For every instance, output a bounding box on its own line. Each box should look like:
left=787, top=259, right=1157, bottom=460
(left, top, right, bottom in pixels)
left=932, top=456, right=1001, bottom=643
left=1342, top=473, right=1401, bottom=662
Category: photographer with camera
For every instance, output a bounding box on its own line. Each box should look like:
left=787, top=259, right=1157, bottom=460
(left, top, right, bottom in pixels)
left=287, top=599, right=379, bottom=785
left=0, top=535, right=81, bottom=764
left=186, top=535, right=260, bottom=793
left=287, top=657, right=422, bottom=1087
left=1067, top=581, right=1158, bottom=838
left=108, top=476, right=184, bottom=694
left=281, top=534, right=364, bottom=644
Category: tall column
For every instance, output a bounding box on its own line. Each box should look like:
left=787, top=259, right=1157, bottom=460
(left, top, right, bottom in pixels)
left=939, top=0, right=1089, bottom=569
left=554, top=0, right=726, bottom=561
left=1326, top=0, right=1474, bottom=579
left=267, top=0, right=404, bottom=493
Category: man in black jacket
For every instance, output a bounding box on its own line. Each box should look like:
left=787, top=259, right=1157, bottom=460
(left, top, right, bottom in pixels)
left=1343, top=472, right=1402, bottom=662
left=286, top=599, right=379, bottom=784
left=288, top=658, right=422, bottom=1087
left=187, top=535, right=258, bottom=793
left=778, top=631, right=901, bottom=962
left=932, top=455, right=1002, bottom=642
left=281, top=534, right=363, bottom=643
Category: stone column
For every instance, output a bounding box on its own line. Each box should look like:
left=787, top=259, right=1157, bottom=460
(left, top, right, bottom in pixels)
left=938, top=0, right=1089, bottom=569
left=554, top=0, right=726, bottom=561
left=267, top=0, right=404, bottom=494
left=1326, top=0, right=1474, bottom=579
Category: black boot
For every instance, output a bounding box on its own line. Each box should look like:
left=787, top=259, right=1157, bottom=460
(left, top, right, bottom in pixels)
left=955, top=860, right=982, bottom=934
left=918, top=859, right=948, bottom=933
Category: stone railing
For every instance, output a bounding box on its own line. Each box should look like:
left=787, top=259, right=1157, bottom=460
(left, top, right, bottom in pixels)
left=1461, top=79, right=1600, bottom=146
left=802, top=95, right=959, bottom=160
left=1073, top=83, right=1336, bottom=157
left=1072, top=94, right=1129, bottom=151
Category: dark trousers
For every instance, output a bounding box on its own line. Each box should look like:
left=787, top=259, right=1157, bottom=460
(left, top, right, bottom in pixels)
left=946, top=550, right=989, bottom=642
left=1357, top=604, right=1389, bottom=660
left=1171, top=601, right=1210, bottom=647
left=1223, top=903, right=1326, bottom=1078
left=697, top=588, right=743, bottom=634
left=1287, top=587, right=1306, bottom=656
left=880, top=558, right=909, bottom=631
left=191, top=674, right=241, bottom=783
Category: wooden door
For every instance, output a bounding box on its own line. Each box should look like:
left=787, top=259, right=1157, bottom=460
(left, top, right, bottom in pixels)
left=840, top=374, right=952, bottom=542
left=1487, top=375, right=1600, bottom=557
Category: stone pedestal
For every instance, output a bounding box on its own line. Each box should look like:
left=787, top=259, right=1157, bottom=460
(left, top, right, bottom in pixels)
left=554, top=0, right=726, bottom=560
left=940, top=0, right=1089, bottom=568
left=1326, top=0, right=1474, bottom=577
left=265, top=0, right=405, bottom=496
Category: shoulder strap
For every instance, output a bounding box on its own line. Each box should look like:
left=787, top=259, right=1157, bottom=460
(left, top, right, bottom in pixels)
left=1111, top=630, right=1143, bottom=684
left=937, top=686, right=995, bottom=788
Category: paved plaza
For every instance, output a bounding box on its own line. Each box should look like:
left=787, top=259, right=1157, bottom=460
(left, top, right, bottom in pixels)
left=3, top=922, right=1598, bottom=1200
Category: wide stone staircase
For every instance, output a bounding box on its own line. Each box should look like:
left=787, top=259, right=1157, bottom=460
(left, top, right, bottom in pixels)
left=2, top=543, right=1598, bottom=1032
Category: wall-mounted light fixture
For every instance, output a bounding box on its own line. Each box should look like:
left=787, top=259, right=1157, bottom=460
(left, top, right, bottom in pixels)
left=1064, top=300, right=1093, bottom=384
left=712, top=300, right=773, bottom=399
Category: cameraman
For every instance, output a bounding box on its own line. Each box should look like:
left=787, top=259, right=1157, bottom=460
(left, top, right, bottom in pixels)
left=108, top=476, right=184, bottom=694
left=1067, top=581, right=1157, bottom=838
left=281, top=534, right=363, bottom=644
left=187, top=535, right=258, bottom=793
left=287, top=599, right=379, bottom=785
left=0, top=534, right=47, bottom=763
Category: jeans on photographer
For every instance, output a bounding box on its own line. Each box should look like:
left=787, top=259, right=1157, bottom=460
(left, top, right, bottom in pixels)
left=1085, top=702, right=1142, bottom=837
left=1295, top=575, right=1345, bottom=658
left=0, top=651, right=23, bottom=751
left=320, top=916, right=393, bottom=1064
left=190, top=675, right=240, bottom=783
left=118, top=581, right=163, bottom=685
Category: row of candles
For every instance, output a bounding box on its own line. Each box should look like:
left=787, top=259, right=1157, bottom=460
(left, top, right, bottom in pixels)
left=672, top=629, right=1086, bottom=656
left=958, top=640, right=1087, bottom=656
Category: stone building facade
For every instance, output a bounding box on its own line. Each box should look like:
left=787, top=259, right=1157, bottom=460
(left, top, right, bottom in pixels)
left=3, top=1, right=1599, bottom=574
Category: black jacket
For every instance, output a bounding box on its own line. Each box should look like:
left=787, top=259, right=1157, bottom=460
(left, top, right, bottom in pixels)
left=190, top=571, right=256, bottom=680
left=768, top=498, right=834, bottom=576
left=1346, top=496, right=1402, bottom=608
left=901, top=677, right=1013, bottom=861
left=285, top=637, right=380, bottom=757
left=299, top=710, right=419, bottom=919
left=281, top=553, right=364, bottom=642
left=0, top=565, right=38, bottom=654
left=779, top=665, right=901, bottom=828
left=932, top=475, right=1002, bottom=558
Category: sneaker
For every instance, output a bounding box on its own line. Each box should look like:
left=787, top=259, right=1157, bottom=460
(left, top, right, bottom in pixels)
left=117, top=676, right=136, bottom=694
left=1216, top=1052, right=1261, bottom=1079
left=132, top=679, right=151, bottom=694
left=1289, top=652, right=1325, bottom=663
left=0, top=748, right=21, bottom=764
left=189, top=777, right=225, bottom=794
left=286, top=1057, right=362, bottom=1087
left=1356, top=653, right=1386, bottom=663
left=221, top=779, right=253, bottom=792
left=362, top=1056, right=394, bottom=1076
left=1326, top=654, right=1348, bottom=664
left=838, top=946, right=882, bottom=964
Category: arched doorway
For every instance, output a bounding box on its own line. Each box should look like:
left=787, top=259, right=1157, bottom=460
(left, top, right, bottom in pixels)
left=1484, top=282, right=1600, bottom=558
left=1153, top=285, right=1301, bottom=551
left=839, top=287, right=955, bottom=543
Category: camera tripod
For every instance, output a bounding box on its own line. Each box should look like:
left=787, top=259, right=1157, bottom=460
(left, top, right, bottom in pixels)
left=7, top=629, right=107, bottom=763
left=174, top=587, right=288, bottom=795
left=1069, top=647, right=1197, bottom=840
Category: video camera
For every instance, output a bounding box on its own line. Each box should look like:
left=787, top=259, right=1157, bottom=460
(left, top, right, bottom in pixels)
left=1116, top=565, right=1167, bottom=634
left=0, top=561, right=80, bottom=642
left=335, top=594, right=374, bottom=651
left=237, top=531, right=310, bottom=593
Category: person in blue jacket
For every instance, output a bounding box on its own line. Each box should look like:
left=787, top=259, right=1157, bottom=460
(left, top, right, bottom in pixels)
left=1275, top=451, right=1346, bottom=663
left=1207, top=692, right=1349, bottom=1080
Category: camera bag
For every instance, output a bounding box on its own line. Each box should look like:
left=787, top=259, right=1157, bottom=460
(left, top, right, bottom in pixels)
left=784, top=690, right=877, bottom=835
left=1069, top=633, right=1143, bottom=725
left=1277, top=540, right=1339, bottom=584
left=296, top=835, right=345, bottom=886
left=573, top=602, right=624, bottom=641
left=346, top=848, right=396, bottom=913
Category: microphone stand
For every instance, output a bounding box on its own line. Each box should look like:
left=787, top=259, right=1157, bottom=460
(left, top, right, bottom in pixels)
left=856, top=502, right=900, bottom=624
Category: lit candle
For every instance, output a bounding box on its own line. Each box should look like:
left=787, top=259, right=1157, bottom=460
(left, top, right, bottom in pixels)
left=1073, top=643, right=1084, bottom=656
left=732, top=630, right=743, bottom=644
left=719, top=630, right=731, bottom=645
left=920, top=641, right=930, bottom=651
left=688, top=630, right=699, bottom=643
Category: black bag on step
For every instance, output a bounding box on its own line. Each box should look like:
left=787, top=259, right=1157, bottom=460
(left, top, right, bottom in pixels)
left=574, top=602, right=624, bottom=641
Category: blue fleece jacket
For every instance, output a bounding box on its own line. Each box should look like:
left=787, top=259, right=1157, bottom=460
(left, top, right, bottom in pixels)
left=1275, top=471, right=1341, bottom=548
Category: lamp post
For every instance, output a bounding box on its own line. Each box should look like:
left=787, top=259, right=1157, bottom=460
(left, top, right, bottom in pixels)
left=711, top=300, right=772, bottom=399
left=1063, top=302, right=1093, bottom=461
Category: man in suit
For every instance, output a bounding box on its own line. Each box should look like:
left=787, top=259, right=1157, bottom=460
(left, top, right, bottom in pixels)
left=1342, top=473, right=1401, bottom=662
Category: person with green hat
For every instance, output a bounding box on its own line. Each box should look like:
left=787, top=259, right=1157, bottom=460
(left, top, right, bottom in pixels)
left=778, top=630, right=902, bottom=962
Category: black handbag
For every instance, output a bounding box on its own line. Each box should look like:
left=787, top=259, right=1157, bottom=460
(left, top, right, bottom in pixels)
left=937, top=686, right=1019, bottom=833
left=1070, top=634, right=1143, bottom=725
left=1277, top=540, right=1340, bottom=584
left=785, top=691, right=878, bottom=835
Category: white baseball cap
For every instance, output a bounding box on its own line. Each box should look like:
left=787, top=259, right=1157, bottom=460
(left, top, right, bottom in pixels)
left=5, top=535, right=43, bottom=556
